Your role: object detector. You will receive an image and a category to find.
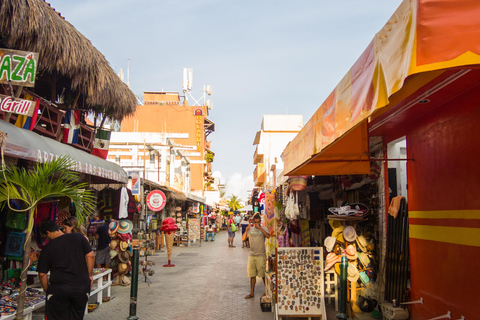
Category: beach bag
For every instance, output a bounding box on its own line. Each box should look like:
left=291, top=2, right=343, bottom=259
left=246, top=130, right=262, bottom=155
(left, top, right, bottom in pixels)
left=286, top=192, right=299, bottom=219
left=288, top=176, right=308, bottom=191
left=242, top=231, right=248, bottom=241
left=231, top=223, right=238, bottom=232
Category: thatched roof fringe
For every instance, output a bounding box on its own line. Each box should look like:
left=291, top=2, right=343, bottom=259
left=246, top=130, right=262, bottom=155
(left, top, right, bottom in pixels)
left=0, top=0, right=136, bottom=120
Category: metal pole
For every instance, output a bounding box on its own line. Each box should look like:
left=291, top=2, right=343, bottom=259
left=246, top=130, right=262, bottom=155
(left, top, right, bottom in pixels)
left=337, top=252, right=348, bottom=320
left=127, top=248, right=140, bottom=320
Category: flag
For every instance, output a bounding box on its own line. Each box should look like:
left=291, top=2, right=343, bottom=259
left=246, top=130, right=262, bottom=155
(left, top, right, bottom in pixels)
left=14, top=96, right=40, bottom=130
left=92, top=129, right=111, bottom=159
left=63, top=110, right=81, bottom=144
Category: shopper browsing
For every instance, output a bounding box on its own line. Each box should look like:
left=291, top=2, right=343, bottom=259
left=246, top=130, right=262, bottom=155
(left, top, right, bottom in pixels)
left=37, top=220, right=95, bottom=320
left=227, top=214, right=236, bottom=247
left=244, top=214, right=270, bottom=299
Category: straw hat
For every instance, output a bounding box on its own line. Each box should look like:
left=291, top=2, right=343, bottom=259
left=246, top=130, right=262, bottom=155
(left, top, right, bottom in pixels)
left=175, top=206, right=182, bottom=211
left=356, top=235, right=368, bottom=252
left=324, top=236, right=336, bottom=252
left=109, top=250, right=118, bottom=259
left=118, top=263, right=128, bottom=274
left=345, top=245, right=357, bottom=260
left=328, top=220, right=342, bottom=230
left=109, top=239, right=118, bottom=251
left=343, top=226, right=357, bottom=242
left=325, top=253, right=341, bottom=271
left=119, top=241, right=129, bottom=252
left=108, top=221, right=119, bottom=236
left=117, top=232, right=132, bottom=242
left=117, top=220, right=133, bottom=234
left=118, top=250, right=132, bottom=263
left=347, top=263, right=359, bottom=282
left=366, top=241, right=375, bottom=252
left=358, top=252, right=371, bottom=267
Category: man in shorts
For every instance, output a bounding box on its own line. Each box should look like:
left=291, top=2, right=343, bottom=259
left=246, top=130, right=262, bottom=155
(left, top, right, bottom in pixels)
left=95, top=219, right=111, bottom=268
left=37, top=221, right=94, bottom=320
left=244, top=214, right=270, bottom=299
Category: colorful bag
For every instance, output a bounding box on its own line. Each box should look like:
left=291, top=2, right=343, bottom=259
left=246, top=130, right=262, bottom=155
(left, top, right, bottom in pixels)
left=230, top=223, right=238, bottom=232
left=288, top=176, right=308, bottom=191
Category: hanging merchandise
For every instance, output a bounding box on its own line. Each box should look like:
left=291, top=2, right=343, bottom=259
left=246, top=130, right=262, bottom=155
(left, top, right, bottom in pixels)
left=288, top=176, right=308, bottom=191
left=328, top=203, right=369, bottom=217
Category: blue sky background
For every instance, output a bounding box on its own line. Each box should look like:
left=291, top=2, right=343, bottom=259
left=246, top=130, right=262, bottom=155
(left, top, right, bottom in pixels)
left=53, top=0, right=401, bottom=201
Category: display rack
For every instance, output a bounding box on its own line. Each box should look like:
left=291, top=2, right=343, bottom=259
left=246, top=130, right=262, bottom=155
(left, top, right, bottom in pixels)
left=187, top=218, right=201, bottom=247
left=275, top=247, right=326, bottom=319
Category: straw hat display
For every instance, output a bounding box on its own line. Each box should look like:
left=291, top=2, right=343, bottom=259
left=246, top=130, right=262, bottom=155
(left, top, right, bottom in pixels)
left=118, top=250, right=132, bottom=263
left=324, top=236, right=336, bottom=252
left=347, top=263, right=359, bottom=282
left=108, top=221, right=119, bottom=237
left=118, top=263, right=128, bottom=274
left=356, top=235, right=368, bottom=252
left=109, top=239, right=118, bottom=251
left=117, top=220, right=133, bottom=234
left=343, top=226, right=357, bottom=242
left=345, top=245, right=357, bottom=260
left=109, top=250, right=118, bottom=259
left=325, top=252, right=341, bottom=271
left=119, top=241, right=129, bottom=251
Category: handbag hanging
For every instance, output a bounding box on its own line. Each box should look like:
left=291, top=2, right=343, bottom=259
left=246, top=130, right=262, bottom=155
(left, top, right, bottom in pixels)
left=231, top=223, right=238, bottom=232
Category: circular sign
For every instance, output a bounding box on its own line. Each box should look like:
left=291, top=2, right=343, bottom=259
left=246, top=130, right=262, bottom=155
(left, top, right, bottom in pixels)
left=146, top=190, right=166, bottom=211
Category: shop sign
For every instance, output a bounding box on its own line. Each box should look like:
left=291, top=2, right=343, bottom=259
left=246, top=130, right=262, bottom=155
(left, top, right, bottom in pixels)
left=0, top=94, right=37, bottom=116
left=127, top=171, right=140, bottom=196
left=0, top=49, right=38, bottom=87
left=146, top=190, right=166, bottom=211
left=195, top=115, right=202, bottom=151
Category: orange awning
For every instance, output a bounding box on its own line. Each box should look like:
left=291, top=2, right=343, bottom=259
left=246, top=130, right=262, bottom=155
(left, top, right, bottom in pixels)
left=282, top=0, right=480, bottom=176
left=283, top=120, right=370, bottom=176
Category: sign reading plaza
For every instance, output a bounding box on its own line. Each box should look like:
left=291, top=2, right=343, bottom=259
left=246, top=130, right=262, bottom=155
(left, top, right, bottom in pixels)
left=0, top=49, right=38, bottom=87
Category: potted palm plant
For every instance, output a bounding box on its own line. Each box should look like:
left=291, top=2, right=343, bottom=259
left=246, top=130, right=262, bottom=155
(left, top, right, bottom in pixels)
left=0, top=155, right=96, bottom=320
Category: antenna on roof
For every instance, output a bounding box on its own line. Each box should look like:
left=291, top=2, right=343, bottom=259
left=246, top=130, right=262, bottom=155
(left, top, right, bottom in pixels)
left=127, top=58, right=130, bottom=87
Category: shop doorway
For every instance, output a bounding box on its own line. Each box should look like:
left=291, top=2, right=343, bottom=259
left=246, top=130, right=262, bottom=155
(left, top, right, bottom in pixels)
left=385, top=136, right=411, bottom=304
left=387, top=137, right=408, bottom=202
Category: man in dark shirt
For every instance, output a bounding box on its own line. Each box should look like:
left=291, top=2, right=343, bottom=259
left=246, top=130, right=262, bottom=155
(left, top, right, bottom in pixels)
left=37, top=220, right=94, bottom=320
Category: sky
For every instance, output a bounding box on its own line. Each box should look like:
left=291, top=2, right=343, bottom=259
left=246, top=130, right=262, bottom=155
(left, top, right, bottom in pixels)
left=53, top=0, right=401, bottom=202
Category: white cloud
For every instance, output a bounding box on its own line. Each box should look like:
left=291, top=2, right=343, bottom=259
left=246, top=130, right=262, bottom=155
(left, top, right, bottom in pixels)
left=223, top=173, right=254, bottom=203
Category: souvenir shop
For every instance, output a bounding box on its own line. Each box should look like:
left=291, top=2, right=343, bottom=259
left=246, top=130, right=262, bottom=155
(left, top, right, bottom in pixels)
left=258, top=167, right=383, bottom=318
left=0, top=141, right=131, bottom=318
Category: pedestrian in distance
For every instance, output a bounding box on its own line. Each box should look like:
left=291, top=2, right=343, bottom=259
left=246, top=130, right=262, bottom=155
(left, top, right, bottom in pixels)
left=95, top=218, right=111, bottom=269
left=241, top=216, right=250, bottom=248
left=244, top=214, right=270, bottom=299
left=227, top=214, right=236, bottom=247
left=235, top=212, right=242, bottom=228
left=37, top=220, right=95, bottom=320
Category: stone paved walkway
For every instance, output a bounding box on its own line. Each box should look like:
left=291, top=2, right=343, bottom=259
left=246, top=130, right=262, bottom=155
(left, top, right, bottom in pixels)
left=83, top=230, right=274, bottom=320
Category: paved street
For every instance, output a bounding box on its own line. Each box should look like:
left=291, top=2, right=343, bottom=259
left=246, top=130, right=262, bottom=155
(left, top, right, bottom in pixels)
left=83, top=230, right=274, bottom=320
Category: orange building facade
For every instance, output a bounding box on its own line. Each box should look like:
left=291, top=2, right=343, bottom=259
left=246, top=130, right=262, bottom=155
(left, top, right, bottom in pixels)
left=120, top=92, right=214, bottom=194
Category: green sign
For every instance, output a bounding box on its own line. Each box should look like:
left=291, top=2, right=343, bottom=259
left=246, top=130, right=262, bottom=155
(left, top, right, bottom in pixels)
left=0, top=48, right=38, bottom=87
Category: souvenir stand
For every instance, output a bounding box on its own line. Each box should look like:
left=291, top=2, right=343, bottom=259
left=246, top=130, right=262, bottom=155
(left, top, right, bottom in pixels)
left=275, top=248, right=326, bottom=319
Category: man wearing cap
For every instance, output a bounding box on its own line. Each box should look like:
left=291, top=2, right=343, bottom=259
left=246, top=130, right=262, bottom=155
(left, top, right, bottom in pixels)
left=37, top=220, right=94, bottom=320
left=244, top=214, right=270, bottom=299
left=95, top=219, right=111, bottom=269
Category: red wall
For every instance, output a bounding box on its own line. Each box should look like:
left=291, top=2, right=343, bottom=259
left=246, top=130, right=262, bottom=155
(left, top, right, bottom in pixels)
left=386, top=83, right=480, bottom=319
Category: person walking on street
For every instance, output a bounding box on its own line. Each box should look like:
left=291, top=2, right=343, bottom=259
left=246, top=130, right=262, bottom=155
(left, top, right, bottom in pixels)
left=244, top=214, right=270, bottom=299
left=241, top=217, right=250, bottom=248
left=95, top=218, right=111, bottom=268
left=235, top=213, right=242, bottom=228
left=227, top=214, right=236, bottom=247
left=37, top=220, right=95, bottom=320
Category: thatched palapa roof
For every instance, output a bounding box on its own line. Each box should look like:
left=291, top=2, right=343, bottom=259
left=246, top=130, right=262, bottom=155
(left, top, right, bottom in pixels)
left=0, top=0, right=136, bottom=120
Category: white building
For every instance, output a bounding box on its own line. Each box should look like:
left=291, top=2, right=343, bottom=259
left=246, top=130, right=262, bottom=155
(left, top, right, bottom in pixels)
left=253, top=115, right=303, bottom=188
